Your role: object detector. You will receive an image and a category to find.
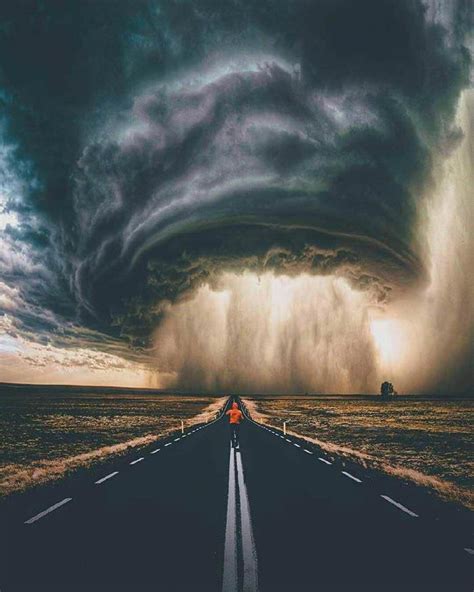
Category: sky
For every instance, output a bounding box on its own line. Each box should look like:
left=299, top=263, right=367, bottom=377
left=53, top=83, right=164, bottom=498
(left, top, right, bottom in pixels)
left=0, top=0, right=472, bottom=392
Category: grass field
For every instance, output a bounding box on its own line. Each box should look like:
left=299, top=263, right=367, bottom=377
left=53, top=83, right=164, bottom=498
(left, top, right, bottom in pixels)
left=244, top=396, right=473, bottom=508
left=0, top=386, right=224, bottom=496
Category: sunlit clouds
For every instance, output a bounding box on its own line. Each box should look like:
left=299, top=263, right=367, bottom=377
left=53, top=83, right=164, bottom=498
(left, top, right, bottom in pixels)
left=0, top=333, right=154, bottom=387
left=152, top=91, right=473, bottom=394
left=0, top=1, right=471, bottom=392
left=370, top=319, right=406, bottom=375
left=153, top=273, right=378, bottom=393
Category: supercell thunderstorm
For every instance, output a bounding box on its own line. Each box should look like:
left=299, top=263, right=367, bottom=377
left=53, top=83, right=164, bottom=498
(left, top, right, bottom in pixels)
left=0, top=0, right=472, bottom=392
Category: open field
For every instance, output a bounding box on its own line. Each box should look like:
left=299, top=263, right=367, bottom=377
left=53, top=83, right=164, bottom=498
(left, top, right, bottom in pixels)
left=244, top=396, right=474, bottom=508
left=0, top=385, right=224, bottom=496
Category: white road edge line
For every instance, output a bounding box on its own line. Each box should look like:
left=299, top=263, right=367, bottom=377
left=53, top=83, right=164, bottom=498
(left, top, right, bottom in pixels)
left=236, top=448, right=259, bottom=592
left=222, top=444, right=238, bottom=592
left=150, top=448, right=161, bottom=454
left=303, top=449, right=313, bottom=455
left=380, top=495, right=418, bottom=518
left=130, top=457, right=144, bottom=465
left=24, top=498, right=72, bottom=525
left=293, top=443, right=301, bottom=448
left=95, top=471, right=119, bottom=485
left=318, top=457, right=332, bottom=465
left=341, top=471, right=362, bottom=483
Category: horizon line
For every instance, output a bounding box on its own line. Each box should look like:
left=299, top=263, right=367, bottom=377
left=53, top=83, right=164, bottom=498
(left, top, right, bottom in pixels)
left=0, top=381, right=472, bottom=398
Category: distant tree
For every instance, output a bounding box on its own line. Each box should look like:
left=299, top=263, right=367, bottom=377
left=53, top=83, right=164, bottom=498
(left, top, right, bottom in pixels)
left=380, top=381, right=395, bottom=397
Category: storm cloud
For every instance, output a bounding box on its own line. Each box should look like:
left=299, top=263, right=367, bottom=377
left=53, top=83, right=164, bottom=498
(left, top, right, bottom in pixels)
left=0, top=0, right=471, bottom=391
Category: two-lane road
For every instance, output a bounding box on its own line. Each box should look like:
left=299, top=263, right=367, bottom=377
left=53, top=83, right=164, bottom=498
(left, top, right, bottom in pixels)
left=2, top=397, right=473, bottom=591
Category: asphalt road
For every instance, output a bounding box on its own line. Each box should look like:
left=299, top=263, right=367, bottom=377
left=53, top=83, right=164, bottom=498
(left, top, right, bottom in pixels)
left=1, top=397, right=472, bottom=591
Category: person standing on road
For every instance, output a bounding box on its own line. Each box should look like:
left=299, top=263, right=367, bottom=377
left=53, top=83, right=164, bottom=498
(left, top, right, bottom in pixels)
left=226, top=401, right=243, bottom=448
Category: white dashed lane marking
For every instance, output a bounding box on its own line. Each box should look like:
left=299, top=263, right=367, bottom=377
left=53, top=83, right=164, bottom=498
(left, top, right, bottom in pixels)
left=24, top=498, right=72, bottom=525
left=150, top=448, right=161, bottom=454
left=164, top=443, right=172, bottom=447
left=130, top=458, right=144, bottom=465
left=464, top=547, right=474, bottom=556
left=341, top=471, right=362, bottom=483
left=248, top=413, right=474, bottom=549
left=95, top=471, right=119, bottom=485
left=380, top=495, right=418, bottom=518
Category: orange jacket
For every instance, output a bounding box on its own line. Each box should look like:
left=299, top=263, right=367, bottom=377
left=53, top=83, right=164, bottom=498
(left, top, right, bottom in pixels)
left=226, top=402, right=243, bottom=424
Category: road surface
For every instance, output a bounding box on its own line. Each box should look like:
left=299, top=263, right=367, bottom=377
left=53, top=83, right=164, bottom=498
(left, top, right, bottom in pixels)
left=1, top=397, right=472, bottom=591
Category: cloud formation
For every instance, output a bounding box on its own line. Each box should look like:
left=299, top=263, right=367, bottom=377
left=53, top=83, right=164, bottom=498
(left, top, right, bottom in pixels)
left=0, top=0, right=471, bottom=391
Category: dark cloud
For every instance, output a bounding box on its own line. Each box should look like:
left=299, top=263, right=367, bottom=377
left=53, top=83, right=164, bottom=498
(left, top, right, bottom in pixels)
left=0, top=1, right=471, bottom=388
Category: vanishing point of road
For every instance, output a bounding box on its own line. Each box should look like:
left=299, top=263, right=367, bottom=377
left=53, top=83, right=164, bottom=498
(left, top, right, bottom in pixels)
left=2, top=397, right=473, bottom=591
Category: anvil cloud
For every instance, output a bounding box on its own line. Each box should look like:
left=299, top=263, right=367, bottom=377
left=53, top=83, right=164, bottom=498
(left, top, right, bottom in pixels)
left=0, top=0, right=472, bottom=391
